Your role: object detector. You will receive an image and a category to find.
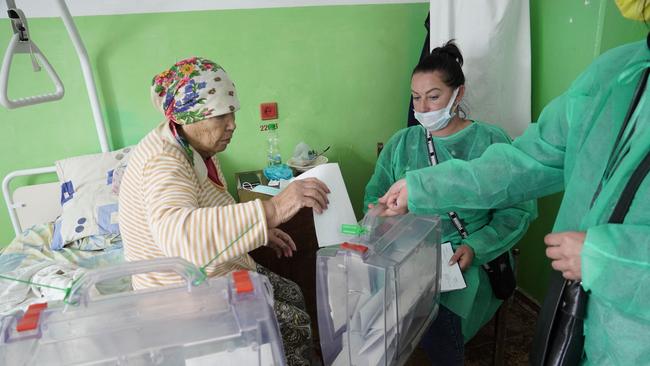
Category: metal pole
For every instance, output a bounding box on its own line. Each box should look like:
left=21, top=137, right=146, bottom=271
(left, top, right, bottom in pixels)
left=54, top=0, right=110, bottom=152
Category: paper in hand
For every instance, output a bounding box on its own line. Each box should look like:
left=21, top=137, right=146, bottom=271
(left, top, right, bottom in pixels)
left=295, top=163, right=357, bottom=247
left=440, top=242, right=467, bottom=292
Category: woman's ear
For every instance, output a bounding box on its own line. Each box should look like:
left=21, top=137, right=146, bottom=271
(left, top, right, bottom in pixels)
left=456, top=84, right=465, bottom=105
left=453, top=85, right=465, bottom=113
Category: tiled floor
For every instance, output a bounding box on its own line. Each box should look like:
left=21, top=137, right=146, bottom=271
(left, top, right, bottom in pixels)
left=405, top=294, right=539, bottom=365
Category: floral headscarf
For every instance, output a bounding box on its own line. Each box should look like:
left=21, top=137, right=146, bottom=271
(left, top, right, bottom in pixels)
left=151, top=57, right=240, bottom=125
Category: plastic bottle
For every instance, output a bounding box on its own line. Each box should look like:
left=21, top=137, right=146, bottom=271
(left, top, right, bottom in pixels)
left=267, top=123, right=282, bottom=166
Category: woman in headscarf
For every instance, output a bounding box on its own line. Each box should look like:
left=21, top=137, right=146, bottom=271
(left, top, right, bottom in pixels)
left=119, top=56, right=329, bottom=365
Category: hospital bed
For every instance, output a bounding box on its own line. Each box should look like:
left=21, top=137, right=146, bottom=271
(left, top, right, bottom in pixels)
left=0, top=167, right=129, bottom=315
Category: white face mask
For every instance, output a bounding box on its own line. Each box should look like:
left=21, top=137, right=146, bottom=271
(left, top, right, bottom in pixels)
left=414, top=88, right=459, bottom=131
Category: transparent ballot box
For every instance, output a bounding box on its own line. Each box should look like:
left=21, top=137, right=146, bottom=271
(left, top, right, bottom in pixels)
left=317, top=213, right=441, bottom=366
left=0, top=258, right=286, bottom=365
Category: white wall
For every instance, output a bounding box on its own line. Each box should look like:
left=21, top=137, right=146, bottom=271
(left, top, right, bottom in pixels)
left=3, top=0, right=426, bottom=18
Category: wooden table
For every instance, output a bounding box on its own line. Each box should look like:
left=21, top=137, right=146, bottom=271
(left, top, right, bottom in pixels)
left=235, top=171, right=321, bottom=340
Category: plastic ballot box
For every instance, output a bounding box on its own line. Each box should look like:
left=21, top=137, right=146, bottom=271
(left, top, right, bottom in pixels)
left=0, top=258, right=286, bottom=365
left=317, top=213, right=441, bottom=366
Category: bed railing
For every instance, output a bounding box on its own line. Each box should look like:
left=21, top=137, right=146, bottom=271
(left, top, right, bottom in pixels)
left=2, top=166, right=59, bottom=235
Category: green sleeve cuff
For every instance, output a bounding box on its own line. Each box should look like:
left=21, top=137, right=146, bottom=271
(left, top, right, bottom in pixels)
left=580, top=226, right=606, bottom=292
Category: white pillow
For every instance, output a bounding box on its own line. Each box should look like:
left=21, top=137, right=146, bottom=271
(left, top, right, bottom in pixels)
left=51, top=147, right=132, bottom=250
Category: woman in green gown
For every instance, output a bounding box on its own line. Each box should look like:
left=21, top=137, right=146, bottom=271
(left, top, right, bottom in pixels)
left=364, top=41, right=537, bottom=365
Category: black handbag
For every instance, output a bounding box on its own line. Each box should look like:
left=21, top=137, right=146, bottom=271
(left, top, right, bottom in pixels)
left=530, top=66, right=650, bottom=366
left=530, top=272, right=588, bottom=366
left=481, top=250, right=516, bottom=300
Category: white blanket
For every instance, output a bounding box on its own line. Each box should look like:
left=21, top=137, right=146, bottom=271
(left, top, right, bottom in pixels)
left=0, top=223, right=129, bottom=315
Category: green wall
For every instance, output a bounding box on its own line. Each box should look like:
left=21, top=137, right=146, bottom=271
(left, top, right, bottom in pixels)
left=0, top=3, right=428, bottom=245
left=517, top=0, right=647, bottom=302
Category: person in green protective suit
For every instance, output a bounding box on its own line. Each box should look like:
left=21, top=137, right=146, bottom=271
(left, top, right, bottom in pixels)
left=364, top=41, right=537, bottom=365
left=378, top=3, right=650, bottom=364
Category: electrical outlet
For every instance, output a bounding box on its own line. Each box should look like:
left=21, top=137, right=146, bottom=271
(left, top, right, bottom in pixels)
left=260, top=102, right=278, bottom=120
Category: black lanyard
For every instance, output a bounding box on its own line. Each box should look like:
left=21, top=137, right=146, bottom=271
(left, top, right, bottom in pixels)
left=425, top=131, right=469, bottom=239
left=591, top=67, right=649, bottom=208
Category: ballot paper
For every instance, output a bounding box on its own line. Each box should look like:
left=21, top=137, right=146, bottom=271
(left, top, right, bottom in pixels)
left=346, top=287, right=400, bottom=366
left=327, top=254, right=371, bottom=331
left=342, top=268, right=432, bottom=365
left=295, top=163, right=357, bottom=247
left=441, top=242, right=467, bottom=292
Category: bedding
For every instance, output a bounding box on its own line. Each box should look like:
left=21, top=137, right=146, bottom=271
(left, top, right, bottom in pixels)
left=52, top=146, right=132, bottom=250
left=0, top=222, right=130, bottom=315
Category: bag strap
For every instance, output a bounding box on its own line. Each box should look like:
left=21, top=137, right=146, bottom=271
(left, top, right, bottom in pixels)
left=609, top=149, right=650, bottom=223
left=592, top=68, right=650, bottom=207
left=608, top=67, right=650, bottom=224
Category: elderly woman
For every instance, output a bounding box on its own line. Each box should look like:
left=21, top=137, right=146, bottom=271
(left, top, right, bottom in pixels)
left=119, top=57, right=328, bottom=365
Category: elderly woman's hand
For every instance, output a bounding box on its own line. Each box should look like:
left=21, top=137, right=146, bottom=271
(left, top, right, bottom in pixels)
left=268, top=228, right=296, bottom=258
left=263, top=178, right=330, bottom=227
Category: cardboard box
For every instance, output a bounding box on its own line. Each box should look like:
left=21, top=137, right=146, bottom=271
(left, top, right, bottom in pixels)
left=235, top=170, right=273, bottom=202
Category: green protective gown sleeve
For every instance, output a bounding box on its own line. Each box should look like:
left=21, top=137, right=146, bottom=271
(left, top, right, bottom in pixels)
left=582, top=224, right=650, bottom=321
left=403, top=56, right=588, bottom=214
left=405, top=97, right=567, bottom=214
left=580, top=223, right=650, bottom=365
left=445, top=124, right=538, bottom=266
left=462, top=199, right=536, bottom=266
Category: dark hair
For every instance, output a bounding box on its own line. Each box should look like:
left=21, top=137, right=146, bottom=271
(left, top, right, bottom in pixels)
left=412, top=40, right=465, bottom=88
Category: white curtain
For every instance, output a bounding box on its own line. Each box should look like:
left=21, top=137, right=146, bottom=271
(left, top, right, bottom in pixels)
left=429, top=0, right=531, bottom=137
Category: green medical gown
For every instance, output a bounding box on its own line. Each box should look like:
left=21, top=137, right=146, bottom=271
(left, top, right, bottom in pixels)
left=405, top=40, right=650, bottom=364
left=364, top=121, right=537, bottom=341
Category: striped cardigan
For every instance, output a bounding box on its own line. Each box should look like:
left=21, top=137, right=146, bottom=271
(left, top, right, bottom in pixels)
left=119, top=122, right=268, bottom=289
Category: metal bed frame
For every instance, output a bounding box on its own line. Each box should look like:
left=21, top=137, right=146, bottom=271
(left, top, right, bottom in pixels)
left=1, top=0, right=110, bottom=235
